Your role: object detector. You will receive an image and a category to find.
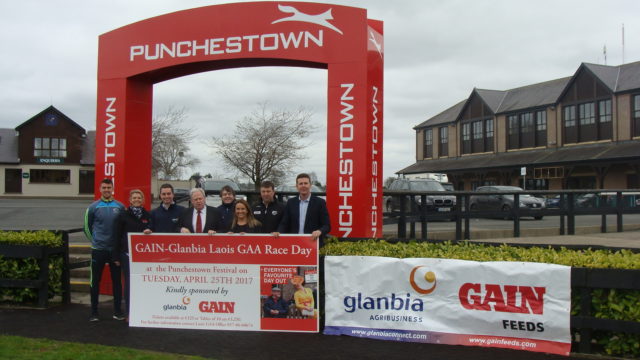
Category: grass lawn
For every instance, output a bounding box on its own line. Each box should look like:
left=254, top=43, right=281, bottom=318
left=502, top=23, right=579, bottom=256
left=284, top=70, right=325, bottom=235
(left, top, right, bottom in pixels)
left=0, top=335, right=210, bottom=360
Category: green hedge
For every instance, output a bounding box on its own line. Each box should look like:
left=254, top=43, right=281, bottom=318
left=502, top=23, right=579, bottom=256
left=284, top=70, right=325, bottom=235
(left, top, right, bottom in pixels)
left=0, top=231, right=64, bottom=304
left=321, top=239, right=640, bottom=358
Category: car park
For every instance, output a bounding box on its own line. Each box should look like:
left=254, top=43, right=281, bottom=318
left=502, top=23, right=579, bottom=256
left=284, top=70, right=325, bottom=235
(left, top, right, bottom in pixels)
left=469, top=186, right=545, bottom=220
left=384, top=178, right=455, bottom=213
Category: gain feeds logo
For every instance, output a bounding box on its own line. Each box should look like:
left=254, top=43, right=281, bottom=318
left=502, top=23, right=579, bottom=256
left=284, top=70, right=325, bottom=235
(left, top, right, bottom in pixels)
left=409, top=266, right=437, bottom=295
left=272, top=4, right=343, bottom=34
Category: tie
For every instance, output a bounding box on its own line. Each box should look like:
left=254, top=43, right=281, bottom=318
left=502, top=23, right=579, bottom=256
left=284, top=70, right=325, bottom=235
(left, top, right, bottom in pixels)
left=196, top=210, right=203, bottom=233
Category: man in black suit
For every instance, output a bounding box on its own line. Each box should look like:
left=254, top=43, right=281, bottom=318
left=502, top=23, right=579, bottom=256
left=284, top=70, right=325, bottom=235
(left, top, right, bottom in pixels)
left=178, top=188, right=223, bottom=234
left=276, top=173, right=330, bottom=241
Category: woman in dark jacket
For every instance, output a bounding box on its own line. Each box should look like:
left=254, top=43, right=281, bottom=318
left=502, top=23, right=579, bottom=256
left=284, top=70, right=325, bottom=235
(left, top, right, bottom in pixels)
left=115, top=189, right=152, bottom=318
left=228, top=199, right=262, bottom=233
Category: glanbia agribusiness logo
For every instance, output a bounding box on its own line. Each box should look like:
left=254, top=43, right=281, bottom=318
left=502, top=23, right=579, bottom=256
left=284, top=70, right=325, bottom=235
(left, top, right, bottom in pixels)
left=409, top=266, right=437, bottom=295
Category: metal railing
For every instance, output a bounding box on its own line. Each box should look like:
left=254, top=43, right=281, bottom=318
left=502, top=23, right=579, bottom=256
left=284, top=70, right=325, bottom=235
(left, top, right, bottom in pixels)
left=199, top=188, right=640, bottom=241
left=382, top=189, right=640, bottom=241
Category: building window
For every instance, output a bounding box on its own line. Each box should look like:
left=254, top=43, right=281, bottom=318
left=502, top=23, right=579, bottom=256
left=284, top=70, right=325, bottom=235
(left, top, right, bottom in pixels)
left=564, top=106, right=576, bottom=127
left=508, top=115, right=519, bottom=149
left=633, top=95, right=640, bottom=137
left=536, top=111, right=547, bottom=131
left=463, top=118, right=493, bottom=154
left=485, top=119, right=494, bottom=151
left=34, top=137, right=67, bottom=158
left=599, top=100, right=611, bottom=123
left=536, top=111, right=547, bottom=147
left=424, top=129, right=433, bottom=158
left=472, top=121, right=483, bottom=139
left=564, top=99, right=612, bottom=143
left=462, top=123, right=471, bottom=154
left=507, top=110, right=546, bottom=150
left=564, top=105, right=577, bottom=144
left=439, top=126, right=448, bottom=157
left=29, top=169, right=70, bottom=184
left=520, top=112, right=534, bottom=148
left=472, top=120, right=484, bottom=153
left=578, top=102, right=595, bottom=125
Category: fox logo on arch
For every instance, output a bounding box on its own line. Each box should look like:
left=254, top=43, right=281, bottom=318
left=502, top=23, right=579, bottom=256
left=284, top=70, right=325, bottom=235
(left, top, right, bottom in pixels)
left=409, top=266, right=437, bottom=295
left=272, top=4, right=343, bottom=35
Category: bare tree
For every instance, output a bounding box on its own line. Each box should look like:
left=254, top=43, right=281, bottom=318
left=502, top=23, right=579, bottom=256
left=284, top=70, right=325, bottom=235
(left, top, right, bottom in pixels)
left=152, top=106, right=200, bottom=179
left=209, top=103, right=316, bottom=189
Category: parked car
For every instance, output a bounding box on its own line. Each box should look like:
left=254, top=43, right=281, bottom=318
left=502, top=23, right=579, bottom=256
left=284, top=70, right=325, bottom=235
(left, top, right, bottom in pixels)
left=203, top=179, right=246, bottom=207
left=575, top=193, right=598, bottom=208
left=440, top=182, right=455, bottom=192
left=384, top=178, right=456, bottom=213
left=469, top=186, right=545, bottom=220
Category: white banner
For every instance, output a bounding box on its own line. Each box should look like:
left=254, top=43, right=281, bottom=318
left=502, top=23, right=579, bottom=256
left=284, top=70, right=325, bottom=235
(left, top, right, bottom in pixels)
left=324, top=256, right=571, bottom=355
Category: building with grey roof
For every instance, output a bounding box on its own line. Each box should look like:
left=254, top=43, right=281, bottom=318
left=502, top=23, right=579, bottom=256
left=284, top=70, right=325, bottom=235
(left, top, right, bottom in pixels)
left=399, top=61, right=640, bottom=191
left=0, top=106, right=95, bottom=197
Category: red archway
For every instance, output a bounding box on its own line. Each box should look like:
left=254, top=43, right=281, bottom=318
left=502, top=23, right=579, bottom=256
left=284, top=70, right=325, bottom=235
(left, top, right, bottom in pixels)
left=96, top=2, right=383, bottom=238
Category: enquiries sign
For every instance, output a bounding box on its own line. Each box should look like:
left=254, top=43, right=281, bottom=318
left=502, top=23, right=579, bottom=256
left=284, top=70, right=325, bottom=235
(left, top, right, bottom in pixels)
left=324, top=256, right=571, bottom=355
left=129, top=234, right=319, bottom=332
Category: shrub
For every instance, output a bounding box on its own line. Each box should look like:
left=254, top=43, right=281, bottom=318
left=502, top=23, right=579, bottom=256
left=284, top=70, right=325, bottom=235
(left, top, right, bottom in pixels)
left=0, top=231, right=64, bottom=304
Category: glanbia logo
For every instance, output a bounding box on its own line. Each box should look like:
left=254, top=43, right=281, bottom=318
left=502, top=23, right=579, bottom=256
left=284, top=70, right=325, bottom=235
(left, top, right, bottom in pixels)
left=409, top=266, right=437, bottom=295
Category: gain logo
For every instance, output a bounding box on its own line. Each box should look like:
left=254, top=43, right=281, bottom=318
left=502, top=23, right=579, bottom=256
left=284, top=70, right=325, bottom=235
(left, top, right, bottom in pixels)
left=409, top=266, right=437, bottom=295
left=272, top=4, right=343, bottom=34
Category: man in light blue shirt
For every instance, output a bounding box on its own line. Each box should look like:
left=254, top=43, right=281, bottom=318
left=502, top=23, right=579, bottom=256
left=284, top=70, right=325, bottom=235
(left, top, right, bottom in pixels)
left=277, top=173, right=331, bottom=243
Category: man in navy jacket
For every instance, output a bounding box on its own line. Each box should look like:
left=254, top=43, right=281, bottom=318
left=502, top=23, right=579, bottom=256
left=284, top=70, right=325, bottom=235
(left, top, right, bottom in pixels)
left=277, top=173, right=330, bottom=242
left=150, top=183, right=185, bottom=233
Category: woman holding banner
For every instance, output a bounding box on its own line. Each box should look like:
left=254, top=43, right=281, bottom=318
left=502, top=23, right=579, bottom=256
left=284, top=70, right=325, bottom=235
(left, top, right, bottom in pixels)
left=116, top=189, right=152, bottom=321
left=228, top=199, right=262, bottom=234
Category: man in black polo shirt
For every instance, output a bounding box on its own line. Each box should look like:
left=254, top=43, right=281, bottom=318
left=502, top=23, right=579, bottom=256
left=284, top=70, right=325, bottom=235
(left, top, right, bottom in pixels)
left=252, top=180, right=285, bottom=233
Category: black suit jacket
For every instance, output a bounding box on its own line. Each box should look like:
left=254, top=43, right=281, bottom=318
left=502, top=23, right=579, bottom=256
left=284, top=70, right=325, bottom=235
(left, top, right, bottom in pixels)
left=178, top=206, right=223, bottom=233
left=278, top=195, right=331, bottom=238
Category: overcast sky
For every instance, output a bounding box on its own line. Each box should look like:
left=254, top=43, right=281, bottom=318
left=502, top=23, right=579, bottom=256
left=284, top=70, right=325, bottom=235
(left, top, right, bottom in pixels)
left=1, top=0, right=638, bottom=185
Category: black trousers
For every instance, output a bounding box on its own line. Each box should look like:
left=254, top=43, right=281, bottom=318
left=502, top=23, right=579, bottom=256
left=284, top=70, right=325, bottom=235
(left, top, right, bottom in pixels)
left=90, top=249, right=122, bottom=315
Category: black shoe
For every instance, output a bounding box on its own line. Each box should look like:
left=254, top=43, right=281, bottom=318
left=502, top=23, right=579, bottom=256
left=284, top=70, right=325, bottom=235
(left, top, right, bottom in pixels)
left=113, top=313, right=126, bottom=321
left=89, top=315, right=99, bottom=322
